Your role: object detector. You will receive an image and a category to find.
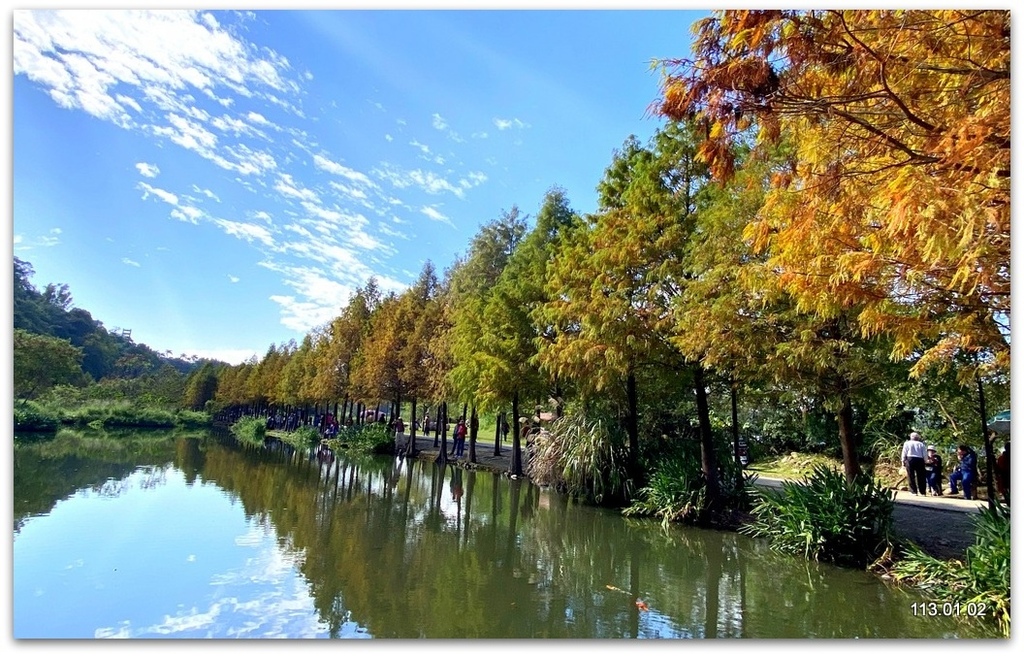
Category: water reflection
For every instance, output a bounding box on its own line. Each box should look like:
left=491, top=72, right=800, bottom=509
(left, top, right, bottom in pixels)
left=12, top=429, right=1000, bottom=639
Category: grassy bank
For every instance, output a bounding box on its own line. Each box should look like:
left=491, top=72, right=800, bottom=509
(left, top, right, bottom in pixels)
left=14, top=399, right=212, bottom=432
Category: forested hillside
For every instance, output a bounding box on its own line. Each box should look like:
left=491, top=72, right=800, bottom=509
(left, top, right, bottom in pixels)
left=13, top=256, right=224, bottom=409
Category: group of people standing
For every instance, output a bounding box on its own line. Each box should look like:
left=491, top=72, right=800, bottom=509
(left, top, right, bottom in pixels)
left=901, top=431, right=982, bottom=500
left=390, top=416, right=469, bottom=459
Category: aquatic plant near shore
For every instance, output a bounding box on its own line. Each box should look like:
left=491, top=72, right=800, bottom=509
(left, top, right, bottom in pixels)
left=229, top=416, right=267, bottom=447
left=740, top=465, right=895, bottom=569
left=888, top=502, right=1010, bottom=637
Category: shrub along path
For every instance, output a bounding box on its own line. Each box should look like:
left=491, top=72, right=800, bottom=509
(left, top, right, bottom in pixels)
left=395, top=432, right=986, bottom=561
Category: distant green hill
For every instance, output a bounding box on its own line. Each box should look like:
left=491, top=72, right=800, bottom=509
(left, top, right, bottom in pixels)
left=14, top=256, right=223, bottom=382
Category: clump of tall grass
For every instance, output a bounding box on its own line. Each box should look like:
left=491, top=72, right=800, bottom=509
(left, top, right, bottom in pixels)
left=326, top=422, right=392, bottom=455
left=527, top=413, right=633, bottom=506
left=624, top=456, right=708, bottom=524
left=741, top=465, right=895, bottom=569
left=13, top=401, right=61, bottom=432
left=624, top=435, right=756, bottom=526
left=89, top=404, right=178, bottom=428
left=888, top=502, right=1010, bottom=637
left=230, top=416, right=267, bottom=447
left=279, top=425, right=321, bottom=450
left=174, top=410, right=212, bottom=427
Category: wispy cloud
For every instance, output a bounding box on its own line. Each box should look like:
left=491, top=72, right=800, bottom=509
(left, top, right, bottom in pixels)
left=214, top=218, right=275, bottom=247
left=420, top=205, right=454, bottom=228
left=493, top=117, right=529, bottom=130
left=373, top=163, right=485, bottom=200
left=409, top=139, right=431, bottom=155
left=313, top=154, right=375, bottom=188
left=432, top=112, right=463, bottom=143
left=122, top=258, right=141, bottom=267
left=13, top=230, right=62, bottom=250
left=13, top=10, right=497, bottom=341
left=138, top=181, right=178, bottom=206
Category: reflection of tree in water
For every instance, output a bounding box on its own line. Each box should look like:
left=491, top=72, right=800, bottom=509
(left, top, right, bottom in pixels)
left=166, top=437, right=998, bottom=638
left=95, top=466, right=169, bottom=497
left=14, top=428, right=188, bottom=532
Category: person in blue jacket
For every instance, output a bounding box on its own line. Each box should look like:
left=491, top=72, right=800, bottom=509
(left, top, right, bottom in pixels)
left=948, top=444, right=978, bottom=500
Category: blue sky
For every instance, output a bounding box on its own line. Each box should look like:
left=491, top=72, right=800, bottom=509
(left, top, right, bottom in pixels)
left=10, top=7, right=709, bottom=365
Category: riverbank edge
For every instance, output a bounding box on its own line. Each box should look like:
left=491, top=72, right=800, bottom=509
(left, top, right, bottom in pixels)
left=263, top=428, right=983, bottom=564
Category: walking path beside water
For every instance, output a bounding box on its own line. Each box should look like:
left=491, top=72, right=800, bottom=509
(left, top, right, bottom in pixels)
left=395, top=432, right=990, bottom=560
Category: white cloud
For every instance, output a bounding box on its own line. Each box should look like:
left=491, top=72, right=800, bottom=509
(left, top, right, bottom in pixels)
left=260, top=257, right=405, bottom=334
left=273, top=173, right=319, bottom=203
left=136, top=162, right=160, bottom=177
left=374, top=164, right=479, bottom=199
left=409, top=139, right=430, bottom=155
left=191, top=185, right=220, bottom=202
left=228, top=275, right=239, bottom=283
left=138, top=181, right=178, bottom=205
left=377, top=222, right=408, bottom=240
left=170, top=206, right=204, bottom=224
left=493, top=117, right=529, bottom=130
left=313, top=154, right=375, bottom=188
left=179, top=348, right=259, bottom=365
left=13, top=9, right=300, bottom=179
left=122, top=258, right=140, bottom=267
left=420, top=205, right=454, bottom=228
left=431, top=112, right=463, bottom=142
left=246, top=111, right=272, bottom=127
left=213, top=218, right=275, bottom=247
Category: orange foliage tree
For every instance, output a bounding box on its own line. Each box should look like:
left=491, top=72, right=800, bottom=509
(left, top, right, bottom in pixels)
left=656, top=10, right=1009, bottom=381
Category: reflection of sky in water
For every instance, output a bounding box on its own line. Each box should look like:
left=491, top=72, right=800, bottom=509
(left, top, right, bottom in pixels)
left=14, top=467, right=371, bottom=639
left=97, top=525, right=334, bottom=639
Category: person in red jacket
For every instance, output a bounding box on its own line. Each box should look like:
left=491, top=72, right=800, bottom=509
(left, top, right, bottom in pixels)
left=450, top=419, right=467, bottom=458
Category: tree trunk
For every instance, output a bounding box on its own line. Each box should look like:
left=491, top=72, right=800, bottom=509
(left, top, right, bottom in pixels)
left=731, top=375, right=742, bottom=491
left=493, top=412, right=503, bottom=456
left=406, top=397, right=418, bottom=457
left=976, top=372, right=997, bottom=508
left=510, top=392, right=523, bottom=477
left=433, top=404, right=442, bottom=448
left=468, top=405, right=479, bottom=464
left=626, top=370, right=639, bottom=482
left=836, top=389, right=861, bottom=482
left=693, top=365, right=721, bottom=507
left=435, top=402, right=449, bottom=466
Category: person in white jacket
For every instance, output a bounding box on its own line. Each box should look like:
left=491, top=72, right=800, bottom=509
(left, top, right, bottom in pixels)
left=901, top=431, right=928, bottom=496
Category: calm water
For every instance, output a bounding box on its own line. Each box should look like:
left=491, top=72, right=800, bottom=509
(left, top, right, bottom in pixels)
left=13, top=428, right=1000, bottom=639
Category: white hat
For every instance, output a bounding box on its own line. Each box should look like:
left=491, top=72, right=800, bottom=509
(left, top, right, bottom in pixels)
left=927, top=445, right=936, bottom=451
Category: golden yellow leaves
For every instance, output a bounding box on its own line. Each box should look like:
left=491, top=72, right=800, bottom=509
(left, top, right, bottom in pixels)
left=657, top=9, right=1009, bottom=376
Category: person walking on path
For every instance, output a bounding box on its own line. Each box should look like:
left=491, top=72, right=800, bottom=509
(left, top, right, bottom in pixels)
left=948, top=444, right=979, bottom=500
left=901, top=431, right=928, bottom=496
left=924, top=445, right=944, bottom=496
left=450, top=419, right=467, bottom=458
left=995, top=441, right=1009, bottom=504
left=394, top=416, right=406, bottom=449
